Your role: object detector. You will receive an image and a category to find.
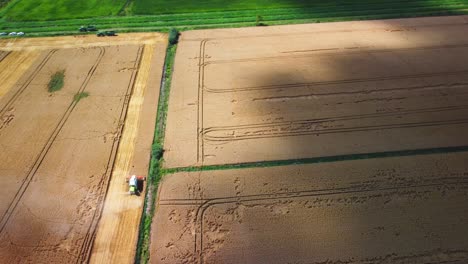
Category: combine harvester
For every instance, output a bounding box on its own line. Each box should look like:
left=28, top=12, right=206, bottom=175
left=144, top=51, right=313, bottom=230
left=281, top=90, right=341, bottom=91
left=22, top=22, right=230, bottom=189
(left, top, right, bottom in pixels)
left=125, top=175, right=146, bottom=195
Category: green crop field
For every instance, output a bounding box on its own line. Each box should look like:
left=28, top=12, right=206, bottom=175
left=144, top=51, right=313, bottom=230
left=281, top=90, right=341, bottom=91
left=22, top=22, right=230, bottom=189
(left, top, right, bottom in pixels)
left=133, top=0, right=314, bottom=14
left=0, top=0, right=467, bottom=36
left=132, top=0, right=468, bottom=14
left=1, top=0, right=127, bottom=21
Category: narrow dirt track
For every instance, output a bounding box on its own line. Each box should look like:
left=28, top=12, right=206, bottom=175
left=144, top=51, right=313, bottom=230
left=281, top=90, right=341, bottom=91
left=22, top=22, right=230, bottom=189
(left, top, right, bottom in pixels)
left=90, top=40, right=167, bottom=264
left=151, top=152, right=468, bottom=263
left=0, top=33, right=166, bottom=51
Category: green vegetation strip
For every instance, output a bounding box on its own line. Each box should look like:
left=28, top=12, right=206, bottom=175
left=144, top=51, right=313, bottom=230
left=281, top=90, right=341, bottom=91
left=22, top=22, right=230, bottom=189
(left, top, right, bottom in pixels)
left=164, top=145, right=468, bottom=174
left=47, top=70, right=65, bottom=92
left=135, top=42, right=177, bottom=264
left=1, top=0, right=468, bottom=36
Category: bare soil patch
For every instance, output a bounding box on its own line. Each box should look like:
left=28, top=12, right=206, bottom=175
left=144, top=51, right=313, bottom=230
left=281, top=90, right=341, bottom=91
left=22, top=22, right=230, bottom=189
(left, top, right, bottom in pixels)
left=164, top=15, right=468, bottom=168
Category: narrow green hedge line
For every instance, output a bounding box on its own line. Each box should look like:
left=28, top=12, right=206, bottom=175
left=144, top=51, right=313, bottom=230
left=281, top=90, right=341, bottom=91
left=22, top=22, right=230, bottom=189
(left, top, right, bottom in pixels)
left=135, top=43, right=177, bottom=264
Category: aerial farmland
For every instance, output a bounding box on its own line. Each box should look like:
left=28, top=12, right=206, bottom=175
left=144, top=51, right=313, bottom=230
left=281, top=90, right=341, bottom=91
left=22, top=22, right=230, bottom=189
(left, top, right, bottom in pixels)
left=156, top=15, right=468, bottom=263
left=0, top=34, right=167, bottom=263
left=0, top=0, right=468, bottom=264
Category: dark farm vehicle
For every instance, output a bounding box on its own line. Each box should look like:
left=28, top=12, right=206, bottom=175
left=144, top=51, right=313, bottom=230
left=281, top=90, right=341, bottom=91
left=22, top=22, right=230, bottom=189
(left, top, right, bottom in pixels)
left=97, top=31, right=116, bottom=37
left=79, top=25, right=98, bottom=32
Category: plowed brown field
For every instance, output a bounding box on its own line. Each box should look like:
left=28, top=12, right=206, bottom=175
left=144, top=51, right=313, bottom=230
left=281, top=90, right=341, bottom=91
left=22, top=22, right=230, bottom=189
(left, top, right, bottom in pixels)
left=164, top=15, right=468, bottom=168
left=0, top=34, right=166, bottom=263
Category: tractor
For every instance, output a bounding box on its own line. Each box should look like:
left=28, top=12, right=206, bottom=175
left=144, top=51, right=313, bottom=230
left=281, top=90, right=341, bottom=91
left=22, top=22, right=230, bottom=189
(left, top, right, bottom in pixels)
left=125, top=175, right=146, bottom=195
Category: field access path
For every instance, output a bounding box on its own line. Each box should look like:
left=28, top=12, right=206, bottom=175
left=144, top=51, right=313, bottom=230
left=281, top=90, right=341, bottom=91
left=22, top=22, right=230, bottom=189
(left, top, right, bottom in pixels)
left=0, top=33, right=167, bottom=263
left=151, top=16, right=468, bottom=263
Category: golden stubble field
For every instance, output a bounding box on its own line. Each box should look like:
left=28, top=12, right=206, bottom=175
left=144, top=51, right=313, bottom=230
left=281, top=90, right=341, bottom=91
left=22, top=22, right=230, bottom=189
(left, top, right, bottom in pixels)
left=164, top=15, right=468, bottom=168
left=153, top=15, right=468, bottom=264
left=0, top=33, right=167, bottom=263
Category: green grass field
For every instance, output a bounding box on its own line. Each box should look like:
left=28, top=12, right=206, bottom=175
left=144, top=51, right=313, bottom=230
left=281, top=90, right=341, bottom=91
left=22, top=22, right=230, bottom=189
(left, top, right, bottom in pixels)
left=133, top=0, right=315, bottom=14
left=1, top=0, right=467, bottom=36
left=1, top=0, right=126, bottom=21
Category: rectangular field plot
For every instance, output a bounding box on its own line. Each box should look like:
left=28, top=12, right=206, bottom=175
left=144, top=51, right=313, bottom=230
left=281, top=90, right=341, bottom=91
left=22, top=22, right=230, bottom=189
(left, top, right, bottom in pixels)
left=164, top=15, right=468, bottom=167
left=150, top=152, right=468, bottom=264
left=0, top=34, right=167, bottom=263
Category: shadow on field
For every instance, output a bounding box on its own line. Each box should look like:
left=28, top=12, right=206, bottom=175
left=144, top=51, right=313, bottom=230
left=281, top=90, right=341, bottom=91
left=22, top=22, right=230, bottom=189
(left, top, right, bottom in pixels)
left=199, top=15, right=468, bottom=263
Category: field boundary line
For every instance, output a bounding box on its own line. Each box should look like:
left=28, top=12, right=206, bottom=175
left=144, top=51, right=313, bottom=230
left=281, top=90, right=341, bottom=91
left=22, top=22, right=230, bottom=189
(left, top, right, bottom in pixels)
left=164, top=145, right=468, bottom=173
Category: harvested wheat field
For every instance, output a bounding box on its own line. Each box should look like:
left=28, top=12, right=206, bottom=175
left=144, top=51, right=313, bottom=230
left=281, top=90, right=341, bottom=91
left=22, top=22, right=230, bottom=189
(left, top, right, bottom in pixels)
left=151, top=152, right=468, bottom=263
left=153, top=15, right=468, bottom=264
left=0, top=34, right=167, bottom=263
left=164, top=15, right=468, bottom=168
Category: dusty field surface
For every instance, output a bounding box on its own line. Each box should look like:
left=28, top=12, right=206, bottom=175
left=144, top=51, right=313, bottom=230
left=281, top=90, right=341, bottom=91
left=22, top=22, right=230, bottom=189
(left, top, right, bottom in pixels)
left=90, top=41, right=167, bottom=264
left=164, top=15, right=468, bottom=168
left=0, top=34, right=166, bottom=263
left=0, top=33, right=166, bottom=51
left=150, top=152, right=468, bottom=263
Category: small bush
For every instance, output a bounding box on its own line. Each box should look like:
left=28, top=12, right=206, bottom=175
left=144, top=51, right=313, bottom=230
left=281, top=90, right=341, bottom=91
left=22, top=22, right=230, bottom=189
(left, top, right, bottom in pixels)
left=48, top=70, right=65, bottom=92
left=73, top=91, right=89, bottom=102
left=168, top=28, right=179, bottom=45
left=151, top=142, right=164, bottom=160
left=256, top=15, right=266, bottom=26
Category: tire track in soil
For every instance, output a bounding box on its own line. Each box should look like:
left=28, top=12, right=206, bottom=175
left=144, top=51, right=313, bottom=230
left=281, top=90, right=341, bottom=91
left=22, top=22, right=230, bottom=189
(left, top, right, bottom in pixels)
left=202, top=105, right=468, bottom=142
left=0, top=51, right=10, bottom=62
left=0, top=49, right=57, bottom=115
left=75, top=45, right=144, bottom=264
left=197, top=39, right=209, bottom=163
left=204, top=43, right=468, bottom=66
left=158, top=176, right=468, bottom=263
left=0, top=47, right=105, bottom=235
left=204, top=70, right=468, bottom=93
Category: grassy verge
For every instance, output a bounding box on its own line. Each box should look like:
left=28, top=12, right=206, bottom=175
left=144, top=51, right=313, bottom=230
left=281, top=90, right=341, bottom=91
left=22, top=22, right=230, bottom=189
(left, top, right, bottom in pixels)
left=135, top=43, right=177, bottom=264
left=48, top=70, right=65, bottom=92
left=163, top=145, right=468, bottom=175
left=73, top=91, right=89, bottom=102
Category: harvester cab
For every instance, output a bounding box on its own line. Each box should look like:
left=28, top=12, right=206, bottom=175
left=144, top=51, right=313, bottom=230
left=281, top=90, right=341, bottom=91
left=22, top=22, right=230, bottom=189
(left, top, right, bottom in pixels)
left=125, top=175, right=146, bottom=195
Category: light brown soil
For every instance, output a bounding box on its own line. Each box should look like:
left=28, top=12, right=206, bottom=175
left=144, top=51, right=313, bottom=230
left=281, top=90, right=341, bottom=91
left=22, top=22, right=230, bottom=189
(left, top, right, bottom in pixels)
left=0, top=50, right=41, bottom=98
left=90, top=41, right=168, bottom=264
left=164, top=15, right=468, bottom=168
left=0, top=33, right=166, bottom=263
left=0, top=33, right=166, bottom=51
left=150, top=152, right=468, bottom=263
left=153, top=15, right=468, bottom=264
